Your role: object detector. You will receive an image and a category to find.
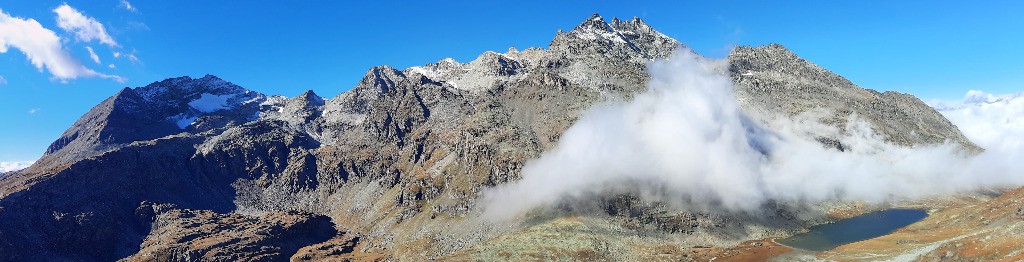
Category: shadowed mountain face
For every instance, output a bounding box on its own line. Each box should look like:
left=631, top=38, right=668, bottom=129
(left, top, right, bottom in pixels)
left=0, top=14, right=978, bottom=261
left=29, top=75, right=268, bottom=172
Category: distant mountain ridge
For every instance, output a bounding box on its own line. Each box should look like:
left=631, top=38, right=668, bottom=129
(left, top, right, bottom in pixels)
left=930, top=90, right=1024, bottom=111
left=0, top=14, right=980, bottom=261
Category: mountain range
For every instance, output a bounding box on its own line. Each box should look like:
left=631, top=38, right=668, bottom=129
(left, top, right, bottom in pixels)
left=0, top=14, right=1008, bottom=261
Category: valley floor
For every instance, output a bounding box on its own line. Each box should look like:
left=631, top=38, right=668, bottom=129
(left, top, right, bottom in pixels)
left=429, top=187, right=1022, bottom=262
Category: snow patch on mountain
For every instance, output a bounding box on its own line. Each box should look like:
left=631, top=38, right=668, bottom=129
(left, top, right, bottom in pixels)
left=167, top=113, right=199, bottom=129
left=405, top=58, right=462, bottom=83
left=255, top=95, right=288, bottom=119
left=407, top=66, right=434, bottom=78
left=189, top=93, right=236, bottom=113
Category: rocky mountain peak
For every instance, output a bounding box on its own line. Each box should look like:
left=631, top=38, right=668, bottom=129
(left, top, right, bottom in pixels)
left=115, top=86, right=135, bottom=95
left=729, top=43, right=855, bottom=88
left=198, top=74, right=225, bottom=82
left=33, top=74, right=269, bottom=171
left=159, top=74, right=229, bottom=89
left=732, top=43, right=796, bottom=59
left=134, top=75, right=265, bottom=128
left=468, top=51, right=524, bottom=76
left=633, top=16, right=648, bottom=26
left=610, top=17, right=653, bottom=34
left=562, top=13, right=624, bottom=44
left=404, top=58, right=462, bottom=86
left=110, top=86, right=144, bottom=111
left=729, top=43, right=980, bottom=151
left=267, top=90, right=326, bottom=133
left=358, top=65, right=405, bottom=95
left=288, top=90, right=326, bottom=108
left=550, top=14, right=680, bottom=61
left=439, top=58, right=459, bottom=65
left=573, top=13, right=614, bottom=32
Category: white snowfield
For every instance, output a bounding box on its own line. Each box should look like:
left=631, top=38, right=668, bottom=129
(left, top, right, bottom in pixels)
left=188, top=93, right=237, bottom=113
left=574, top=30, right=627, bottom=44
left=167, top=114, right=199, bottom=129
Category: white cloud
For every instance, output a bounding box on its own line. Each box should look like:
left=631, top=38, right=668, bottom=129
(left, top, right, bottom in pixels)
left=85, top=46, right=100, bottom=64
left=53, top=4, right=118, bottom=47
left=28, top=108, right=39, bottom=114
left=108, top=63, right=116, bottom=69
left=126, top=20, right=148, bottom=31
left=482, top=50, right=1024, bottom=220
left=119, top=0, right=138, bottom=12
left=0, top=8, right=122, bottom=82
left=112, top=50, right=140, bottom=63
left=936, top=90, right=1024, bottom=152
left=0, top=75, right=7, bottom=85
left=0, top=161, right=33, bottom=173
left=963, top=90, right=996, bottom=104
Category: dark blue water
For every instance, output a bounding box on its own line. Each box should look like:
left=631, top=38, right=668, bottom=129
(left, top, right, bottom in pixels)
left=777, top=209, right=928, bottom=251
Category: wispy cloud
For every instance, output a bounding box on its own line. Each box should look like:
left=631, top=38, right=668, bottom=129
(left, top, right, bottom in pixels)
left=85, top=46, right=100, bottom=64
left=114, top=49, right=140, bottom=63
left=0, top=7, right=122, bottom=82
left=119, top=0, right=138, bottom=13
left=53, top=4, right=118, bottom=47
left=0, top=75, right=7, bottom=85
left=28, top=108, right=39, bottom=114
left=126, top=20, right=148, bottom=31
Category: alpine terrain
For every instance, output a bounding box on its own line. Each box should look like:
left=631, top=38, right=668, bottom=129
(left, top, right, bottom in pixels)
left=0, top=14, right=1015, bottom=261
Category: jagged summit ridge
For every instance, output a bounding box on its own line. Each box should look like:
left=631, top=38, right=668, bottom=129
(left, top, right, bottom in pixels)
left=574, top=13, right=616, bottom=32
left=551, top=13, right=680, bottom=59
left=135, top=75, right=258, bottom=104
left=394, top=13, right=679, bottom=94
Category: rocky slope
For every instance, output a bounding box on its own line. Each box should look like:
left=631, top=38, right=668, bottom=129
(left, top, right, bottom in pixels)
left=124, top=204, right=336, bottom=262
left=0, top=14, right=981, bottom=261
left=729, top=44, right=979, bottom=151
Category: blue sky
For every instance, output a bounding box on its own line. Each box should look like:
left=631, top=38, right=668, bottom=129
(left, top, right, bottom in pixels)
left=1, top=1, right=1022, bottom=163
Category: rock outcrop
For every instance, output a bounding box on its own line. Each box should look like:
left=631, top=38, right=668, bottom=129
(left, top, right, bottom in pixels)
left=124, top=205, right=336, bottom=262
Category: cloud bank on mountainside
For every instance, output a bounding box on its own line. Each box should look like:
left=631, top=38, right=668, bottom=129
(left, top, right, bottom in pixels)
left=482, top=49, right=1024, bottom=220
